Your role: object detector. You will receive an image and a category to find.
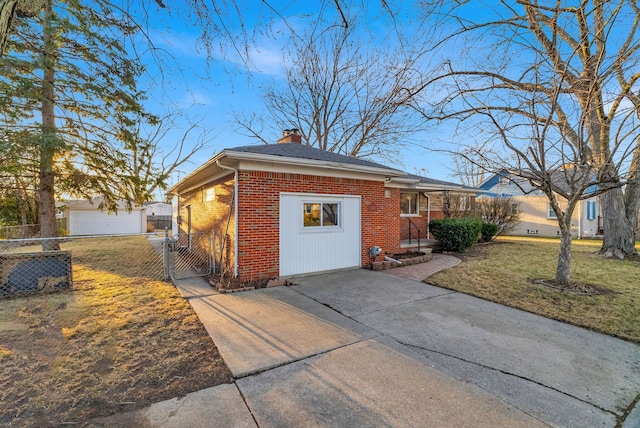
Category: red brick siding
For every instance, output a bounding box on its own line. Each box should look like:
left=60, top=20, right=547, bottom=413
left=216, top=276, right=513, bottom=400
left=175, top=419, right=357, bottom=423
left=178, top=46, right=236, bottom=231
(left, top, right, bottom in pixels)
left=236, top=171, right=400, bottom=280
left=177, top=175, right=236, bottom=274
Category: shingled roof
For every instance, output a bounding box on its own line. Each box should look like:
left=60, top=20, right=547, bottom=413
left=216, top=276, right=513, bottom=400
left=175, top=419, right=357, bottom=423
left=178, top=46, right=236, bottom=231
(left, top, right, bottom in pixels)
left=400, top=173, right=478, bottom=191
left=225, top=143, right=402, bottom=172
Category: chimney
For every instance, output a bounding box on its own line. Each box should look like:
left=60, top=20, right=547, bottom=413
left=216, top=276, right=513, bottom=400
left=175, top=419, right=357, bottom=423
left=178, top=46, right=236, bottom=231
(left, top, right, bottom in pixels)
left=277, top=128, right=302, bottom=144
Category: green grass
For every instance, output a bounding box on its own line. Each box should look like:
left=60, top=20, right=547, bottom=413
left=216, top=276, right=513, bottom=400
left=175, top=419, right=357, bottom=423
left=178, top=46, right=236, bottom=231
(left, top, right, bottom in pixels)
left=428, top=237, right=640, bottom=343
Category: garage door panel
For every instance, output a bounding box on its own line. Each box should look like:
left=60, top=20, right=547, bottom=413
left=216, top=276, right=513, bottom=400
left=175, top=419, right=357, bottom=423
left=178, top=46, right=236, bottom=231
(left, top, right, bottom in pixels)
left=280, top=193, right=361, bottom=276
left=69, top=210, right=143, bottom=235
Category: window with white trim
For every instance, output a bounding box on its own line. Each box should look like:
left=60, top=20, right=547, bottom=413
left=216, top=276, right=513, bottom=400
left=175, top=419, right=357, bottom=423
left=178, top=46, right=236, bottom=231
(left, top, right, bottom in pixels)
left=547, top=204, right=557, bottom=219
left=400, top=193, right=419, bottom=216
left=510, top=203, right=519, bottom=215
left=204, top=188, right=215, bottom=202
left=303, top=202, right=340, bottom=227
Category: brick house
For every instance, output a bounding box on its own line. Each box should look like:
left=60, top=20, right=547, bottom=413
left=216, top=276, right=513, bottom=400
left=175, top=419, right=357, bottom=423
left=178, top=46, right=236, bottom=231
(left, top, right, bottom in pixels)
left=167, top=130, right=477, bottom=280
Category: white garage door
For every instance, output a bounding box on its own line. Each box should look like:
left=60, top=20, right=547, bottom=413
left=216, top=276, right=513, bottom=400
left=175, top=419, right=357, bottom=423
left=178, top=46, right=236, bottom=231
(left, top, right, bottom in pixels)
left=69, top=209, right=143, bottom=235
left=280, top=193, right=361, bottom=276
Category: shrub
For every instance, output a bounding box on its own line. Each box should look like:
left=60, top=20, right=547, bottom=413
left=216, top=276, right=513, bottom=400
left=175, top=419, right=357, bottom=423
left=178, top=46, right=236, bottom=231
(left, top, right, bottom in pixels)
left=429, top=218, right=481, bottom=252
left=480, top=223, right=499, bottom=243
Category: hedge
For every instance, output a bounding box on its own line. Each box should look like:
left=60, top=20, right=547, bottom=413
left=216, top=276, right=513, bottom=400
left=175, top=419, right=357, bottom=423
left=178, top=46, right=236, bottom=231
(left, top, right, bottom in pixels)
left=429, top=218, right=481, bottom=252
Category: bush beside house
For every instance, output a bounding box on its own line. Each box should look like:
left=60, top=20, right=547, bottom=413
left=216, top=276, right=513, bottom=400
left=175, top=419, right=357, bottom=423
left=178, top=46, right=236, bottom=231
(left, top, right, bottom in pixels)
left=429, top=218, right=482, bottom=252
left=480, top=223, right=500, bottom=243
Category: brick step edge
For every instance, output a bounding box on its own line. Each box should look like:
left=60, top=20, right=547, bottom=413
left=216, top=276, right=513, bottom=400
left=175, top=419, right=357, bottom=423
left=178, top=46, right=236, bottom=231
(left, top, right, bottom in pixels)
left=372, top=254, right=434, bottom=271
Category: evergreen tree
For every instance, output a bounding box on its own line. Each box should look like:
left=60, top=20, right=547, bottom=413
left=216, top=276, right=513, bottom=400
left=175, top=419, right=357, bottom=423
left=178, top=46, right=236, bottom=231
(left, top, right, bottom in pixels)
left=1, top=0, right=157, bottom=244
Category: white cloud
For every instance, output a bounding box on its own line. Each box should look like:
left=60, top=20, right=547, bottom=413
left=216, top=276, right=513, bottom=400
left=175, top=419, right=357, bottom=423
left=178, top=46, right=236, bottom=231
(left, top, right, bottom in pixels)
left=244, top=44, right=285, bottom=76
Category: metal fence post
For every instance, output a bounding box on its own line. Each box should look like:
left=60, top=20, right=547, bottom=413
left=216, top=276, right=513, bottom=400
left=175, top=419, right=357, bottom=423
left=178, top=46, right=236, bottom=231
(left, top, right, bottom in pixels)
left=163, top=227, right=170, bottom=281
left=211, top=230, right=216, bottom=276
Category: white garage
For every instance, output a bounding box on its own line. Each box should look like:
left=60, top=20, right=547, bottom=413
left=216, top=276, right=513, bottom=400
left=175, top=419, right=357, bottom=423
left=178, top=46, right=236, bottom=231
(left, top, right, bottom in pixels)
left=279, top=193, right=361, bottom=276
left=64, top=198, right=147, bottom=236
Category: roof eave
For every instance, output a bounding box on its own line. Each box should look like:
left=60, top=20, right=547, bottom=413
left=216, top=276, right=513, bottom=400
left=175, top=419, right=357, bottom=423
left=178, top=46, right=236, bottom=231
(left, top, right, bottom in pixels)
left=167, top=152, right=225, bottom=195
left=224, top=150, right=406, bottom=177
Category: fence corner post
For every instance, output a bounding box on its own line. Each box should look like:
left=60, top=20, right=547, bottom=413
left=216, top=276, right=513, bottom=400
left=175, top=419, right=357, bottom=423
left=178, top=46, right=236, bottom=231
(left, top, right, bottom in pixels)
left=211, top=230, right=216, bottom=276
left=163, top=227, right=170, bottom=281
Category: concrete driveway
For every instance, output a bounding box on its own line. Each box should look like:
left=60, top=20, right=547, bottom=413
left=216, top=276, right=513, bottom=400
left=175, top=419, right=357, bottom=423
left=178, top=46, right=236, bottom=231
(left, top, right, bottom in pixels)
left=92, top=268, right=640, bottom=427
left=295, top=270, right=640, bottom=427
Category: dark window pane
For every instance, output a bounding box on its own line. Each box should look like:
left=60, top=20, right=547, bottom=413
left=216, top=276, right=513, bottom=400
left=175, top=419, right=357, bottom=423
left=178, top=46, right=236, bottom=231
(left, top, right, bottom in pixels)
left=322, top=203, right=339, bottom=226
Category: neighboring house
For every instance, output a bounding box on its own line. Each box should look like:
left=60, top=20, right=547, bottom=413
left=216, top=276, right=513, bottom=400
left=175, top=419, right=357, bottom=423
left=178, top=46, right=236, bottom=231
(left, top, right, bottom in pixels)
left=144, top=201, right=173, bottom=231
left=144, top=201, right=172, bottom=216
left=478, top=170, right=602, bottom=238
left=167, top=129, right=477, bottom=280
left=62, top=197, right=147, bottom=235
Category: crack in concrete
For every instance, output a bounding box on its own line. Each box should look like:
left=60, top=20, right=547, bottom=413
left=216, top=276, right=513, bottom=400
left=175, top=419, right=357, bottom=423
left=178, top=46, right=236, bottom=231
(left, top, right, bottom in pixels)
left=400, top=340, right=621, bottom=420
left=231, top=337, right=375, bottom=380
left=233, top=382, right=260, bottom=427
left=618, top=391, right=640, bottom=428
left=288, top=284, right=638, bottom=427
left=296, top=286, right=457, bottom=319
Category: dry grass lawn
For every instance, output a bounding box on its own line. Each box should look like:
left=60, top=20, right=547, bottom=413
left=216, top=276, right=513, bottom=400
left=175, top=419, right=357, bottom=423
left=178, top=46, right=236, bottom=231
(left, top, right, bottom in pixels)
left=428, top=237, right=640, bottom=343
left=0, top=236, right=232, bottom=427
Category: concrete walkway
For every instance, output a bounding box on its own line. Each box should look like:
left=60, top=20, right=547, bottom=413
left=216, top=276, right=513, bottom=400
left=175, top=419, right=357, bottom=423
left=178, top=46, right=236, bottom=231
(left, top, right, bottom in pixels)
left=89, top=260, right=640, bottom=427
left=384, top=253, right=461, bottom=281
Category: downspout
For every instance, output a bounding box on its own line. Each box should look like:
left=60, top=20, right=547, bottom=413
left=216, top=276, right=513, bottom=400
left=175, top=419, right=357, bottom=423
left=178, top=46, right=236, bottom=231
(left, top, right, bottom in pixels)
left=217, top=160, right=239, bottom=277
left=423, top=193, right=431, bottom=239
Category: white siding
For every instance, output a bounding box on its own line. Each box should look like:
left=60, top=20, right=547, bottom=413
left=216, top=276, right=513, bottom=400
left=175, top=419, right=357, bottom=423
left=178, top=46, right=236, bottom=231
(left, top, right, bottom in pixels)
left=280, top=193, right=361, bottom=276
left=68, top=209, right=144, bottom=235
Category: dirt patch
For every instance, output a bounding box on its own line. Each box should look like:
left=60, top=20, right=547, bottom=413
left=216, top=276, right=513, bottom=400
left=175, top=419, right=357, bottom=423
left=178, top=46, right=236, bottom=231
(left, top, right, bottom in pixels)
left=388, top=251, right=427, bottom=260
left=530, top=279, right=618, bottom=296
left=210, top=273, right=297, bottom=293
left=211, top=274, right=270, bottom=292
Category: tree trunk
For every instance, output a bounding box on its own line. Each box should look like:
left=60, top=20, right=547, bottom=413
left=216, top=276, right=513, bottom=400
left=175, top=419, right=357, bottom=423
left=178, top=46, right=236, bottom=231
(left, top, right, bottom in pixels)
left=624, top=147, right=640, bottom=236
left=556, top=229, right=572, bottom=287
left=0, top=0, right=18, bottom=55
left=599, top=187, right=637, bottom=259
left=38, top=0, right=59, bottom=250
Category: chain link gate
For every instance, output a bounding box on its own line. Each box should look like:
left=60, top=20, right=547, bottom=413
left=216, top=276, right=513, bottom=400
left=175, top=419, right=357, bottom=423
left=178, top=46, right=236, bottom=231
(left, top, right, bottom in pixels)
left=167, top=231, right=214, bottom=280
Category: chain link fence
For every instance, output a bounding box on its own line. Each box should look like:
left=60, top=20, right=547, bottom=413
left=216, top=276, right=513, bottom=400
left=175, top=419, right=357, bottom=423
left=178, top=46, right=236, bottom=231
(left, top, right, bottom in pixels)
left=0, top=233, right=167, bottom=299
left=170, top=232, right=214, bottom=280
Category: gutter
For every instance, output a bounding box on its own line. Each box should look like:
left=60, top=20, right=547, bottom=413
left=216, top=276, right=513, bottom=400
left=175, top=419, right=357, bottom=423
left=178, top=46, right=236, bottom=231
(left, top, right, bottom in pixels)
left=217, top=160, right=239, bottom=277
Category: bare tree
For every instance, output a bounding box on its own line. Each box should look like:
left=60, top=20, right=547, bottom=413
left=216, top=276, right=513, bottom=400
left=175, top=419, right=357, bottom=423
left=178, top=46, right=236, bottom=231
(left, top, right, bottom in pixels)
left=58, top=115, right=210, bottom=207
left=414, top=1, right=639, bottom=270
left=235, top=21, right=425, bottom=161
left=450, top=150, right=489, bottom=187
left=413, top=1, right=639, bottom=284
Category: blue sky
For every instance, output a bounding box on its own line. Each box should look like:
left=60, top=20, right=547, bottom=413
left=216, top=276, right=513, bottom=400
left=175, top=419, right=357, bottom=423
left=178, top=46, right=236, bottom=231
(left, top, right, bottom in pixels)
left=132, top=1, right=457, bottom=197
